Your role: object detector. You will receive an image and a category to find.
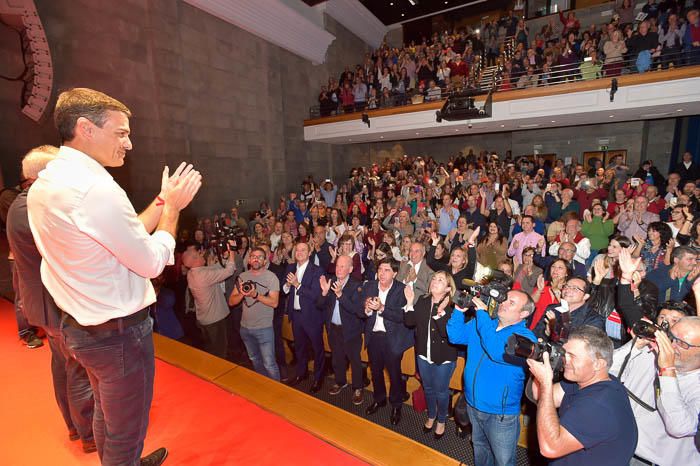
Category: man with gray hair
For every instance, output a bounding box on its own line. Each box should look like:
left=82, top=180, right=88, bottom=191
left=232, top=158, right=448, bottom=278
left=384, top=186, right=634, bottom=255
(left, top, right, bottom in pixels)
left=528, top=326, right=638, bottom=465
left=7, top=145, right=96, bottom=452
left=397, top=241, right=433, bottom=305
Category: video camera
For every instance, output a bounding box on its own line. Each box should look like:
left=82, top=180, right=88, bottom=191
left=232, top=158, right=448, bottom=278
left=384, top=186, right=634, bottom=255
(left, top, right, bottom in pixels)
left=506, top=334, right=566, bottom=380
left=454, top=273, right=511, bottom=314
left=211, top=219, right=245, bottom=265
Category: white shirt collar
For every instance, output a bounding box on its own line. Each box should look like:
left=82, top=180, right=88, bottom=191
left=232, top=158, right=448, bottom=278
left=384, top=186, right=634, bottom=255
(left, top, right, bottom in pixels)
left=58, top=145, right=113, bottom=179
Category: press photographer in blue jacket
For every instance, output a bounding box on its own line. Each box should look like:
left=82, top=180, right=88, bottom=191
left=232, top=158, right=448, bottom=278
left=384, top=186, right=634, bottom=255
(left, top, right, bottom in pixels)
left=447, top=291, right=536, bottom=466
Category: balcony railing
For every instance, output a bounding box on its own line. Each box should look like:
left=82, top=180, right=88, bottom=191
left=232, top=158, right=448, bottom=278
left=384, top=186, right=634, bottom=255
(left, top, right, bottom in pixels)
left=308, top=48, right=700, bottom=120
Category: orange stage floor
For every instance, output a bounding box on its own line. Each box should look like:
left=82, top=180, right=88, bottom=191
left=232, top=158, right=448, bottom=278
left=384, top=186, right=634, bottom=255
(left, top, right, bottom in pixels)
left=0, top=299, right=366, bottom=466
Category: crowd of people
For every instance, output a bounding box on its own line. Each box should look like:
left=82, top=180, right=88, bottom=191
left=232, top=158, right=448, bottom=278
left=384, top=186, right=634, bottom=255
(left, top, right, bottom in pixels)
left=146, top=147, right=700, bottom=465
left=317, top=2, right=700, bottom=116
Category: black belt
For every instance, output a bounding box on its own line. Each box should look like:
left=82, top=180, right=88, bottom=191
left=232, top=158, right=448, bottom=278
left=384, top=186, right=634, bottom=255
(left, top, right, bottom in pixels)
left=62, top=308, right=149, bottom=333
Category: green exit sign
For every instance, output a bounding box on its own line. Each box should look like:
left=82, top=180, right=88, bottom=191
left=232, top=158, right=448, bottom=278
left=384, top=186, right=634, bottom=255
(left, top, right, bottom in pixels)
left=599, top=145, right=609, bottom=151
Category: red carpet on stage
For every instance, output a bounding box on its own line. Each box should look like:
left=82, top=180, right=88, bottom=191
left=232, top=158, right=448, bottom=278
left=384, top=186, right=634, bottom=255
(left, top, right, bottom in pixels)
left=0, top=300, right=366, bottom=466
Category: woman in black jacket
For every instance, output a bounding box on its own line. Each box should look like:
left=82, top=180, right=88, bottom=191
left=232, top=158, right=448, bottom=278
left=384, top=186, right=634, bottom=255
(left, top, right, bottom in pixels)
left=404, top=271, right=459, bottom=440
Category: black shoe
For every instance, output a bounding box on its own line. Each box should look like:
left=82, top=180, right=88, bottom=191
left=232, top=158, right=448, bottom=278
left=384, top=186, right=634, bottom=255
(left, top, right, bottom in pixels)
left=22, top=332, right=43, bottom=349
left=68, top=428, right=80, bottom=441
left=390, top=407, right=402, bottom=425
left=82, top=439, right=97, bottom=454
left=365, top=400, right=386, bottom=415
left=363, top=377, right=371, bottom=388
left=328, top=383, right=348, bottom=395
left=310, top=379, right=323, bottom=393
left=140, top=447, right=168, bottom=466
left=287, top=374, right=308, bottom=386
left=402, top=391, right=410, bottom=403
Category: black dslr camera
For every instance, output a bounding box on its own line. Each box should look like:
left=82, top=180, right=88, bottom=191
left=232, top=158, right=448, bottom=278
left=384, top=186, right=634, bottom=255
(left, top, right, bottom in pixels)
left=632, top=319, right=671, bottom=340
left=240, top=280, right=256, bottom=294
left=506, top=334, right=566, bottom=379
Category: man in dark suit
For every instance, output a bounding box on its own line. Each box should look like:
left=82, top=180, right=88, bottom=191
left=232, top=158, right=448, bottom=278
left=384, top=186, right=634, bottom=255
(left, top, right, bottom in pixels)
left=677, top=151, right=700, bottom=185
left=317, top=255, right=365, bottom=405
left=397, top=241, right=434, bottom=305
left=283, top=241, right=325, bottom=393
left=362, top=258, right=414, bottom=425
left=310, top=224, right=332, bottom=272
left=6, top=145, right=95, bottom=452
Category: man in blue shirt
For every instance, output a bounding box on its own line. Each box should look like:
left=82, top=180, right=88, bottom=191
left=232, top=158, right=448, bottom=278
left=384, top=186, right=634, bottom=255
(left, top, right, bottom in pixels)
left=447, top=291, right=536, bottom=466
left=437, top=193, right=460, bottom=237
left=527, top=326, right=637, bottom=465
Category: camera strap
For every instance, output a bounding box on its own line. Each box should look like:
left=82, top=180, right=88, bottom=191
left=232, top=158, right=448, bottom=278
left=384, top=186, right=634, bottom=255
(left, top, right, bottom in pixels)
left=618, top=337, right=658, bottom=413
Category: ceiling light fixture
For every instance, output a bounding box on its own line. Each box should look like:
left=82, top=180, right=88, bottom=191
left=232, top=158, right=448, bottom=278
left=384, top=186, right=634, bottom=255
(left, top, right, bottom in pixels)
left=500, top=124, right=505, bottom=128
left=408, top=0, right=416, bottom=5
left=551, top=120, right=556, bottom=123
left=415, top=132, right=420, bottom=135
left=609, top=115, right=614, bottom=118
left=677, top=109, right=683, bottom=112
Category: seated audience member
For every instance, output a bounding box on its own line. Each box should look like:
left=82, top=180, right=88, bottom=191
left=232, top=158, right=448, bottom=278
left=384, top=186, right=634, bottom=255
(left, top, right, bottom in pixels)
left=632, top=221, right=672, bottom=272
left=183, top=245, right=237, bottom=359
left=328, top=234, right=362, bottom=282
left=404, top=272, right=459, bottom=440
left=573, top=177, right=607, bottom=213
left=634, top=160, right=666, bottom=189
left=228, top=248, right=281, bottom=380
left=530, top=259, right=570, bottom=331
left=527, top=326, right=638, bottom=465
left=362, top=259, right=413, bottom=425
left=647, top=246, right=700, bottom=302
left=534, top=277, right=604, bottom=341
left=447, top=290, right=536, bottom=466
left=317, top=255, right=365, bottom=404
left=610, top=310, right=700, bottom=466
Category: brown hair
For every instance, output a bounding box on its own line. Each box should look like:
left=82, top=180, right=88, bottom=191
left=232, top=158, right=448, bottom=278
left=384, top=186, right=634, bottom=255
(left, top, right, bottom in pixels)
left=54, top=88, right=131, bottom=142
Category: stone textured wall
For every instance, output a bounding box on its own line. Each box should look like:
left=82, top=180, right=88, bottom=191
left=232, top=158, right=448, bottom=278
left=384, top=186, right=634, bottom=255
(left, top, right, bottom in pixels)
left=0, top=0, right=368, bottom=216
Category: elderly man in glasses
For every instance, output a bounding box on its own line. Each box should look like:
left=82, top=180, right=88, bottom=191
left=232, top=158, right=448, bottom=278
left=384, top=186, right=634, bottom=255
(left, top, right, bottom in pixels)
left=609, top=307, right=700, bottom=466
left=533, top=276, right=604, bottom=342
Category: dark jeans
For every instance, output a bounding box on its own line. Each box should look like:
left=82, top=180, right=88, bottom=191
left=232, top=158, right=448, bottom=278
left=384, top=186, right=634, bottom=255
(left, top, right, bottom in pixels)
left=367, top=331, right=405, bottom=407
left=291, top=320, right=325, bottom=382
left=467, top=404, right=520, bottom=466
left=46, top=327, right=94, bottom=441
left=327, top=324, right=363, bottom=389
left=9, top=260, right=34, bottom=338
left=199, top=317, right=229, bottom=359
left=416, top=358, right=456, bottom=423
left=61, top=315, right=155, bottom=466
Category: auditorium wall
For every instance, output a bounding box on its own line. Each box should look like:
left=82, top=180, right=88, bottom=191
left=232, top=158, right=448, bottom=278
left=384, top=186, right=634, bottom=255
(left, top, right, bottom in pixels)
left=0, top=0, right=369, bottom=216
left=328, top=119, right=677, bottom=180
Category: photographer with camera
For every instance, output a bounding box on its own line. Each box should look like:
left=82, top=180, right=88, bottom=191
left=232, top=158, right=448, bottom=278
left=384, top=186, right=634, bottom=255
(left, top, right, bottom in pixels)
left=228, top=248, right=281, bottom=381
left=447, top=290, right=536, bottom=466
left=527, top=326, right=637, bottom=465
left=182, top=243, right=237, bottom=359
left=533, top=277, right=604, bottom=342
left=609, top=299, right=700, bottom=465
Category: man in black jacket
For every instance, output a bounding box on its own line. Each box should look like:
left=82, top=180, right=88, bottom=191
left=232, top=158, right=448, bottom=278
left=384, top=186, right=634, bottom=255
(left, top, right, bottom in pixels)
left=310, top=225, right=332, bottom=272
left=534, top=277, right=604, bottom=341
left=318, top=255, right=365, bottom=405
left=677, top=151, right=700, bottom=186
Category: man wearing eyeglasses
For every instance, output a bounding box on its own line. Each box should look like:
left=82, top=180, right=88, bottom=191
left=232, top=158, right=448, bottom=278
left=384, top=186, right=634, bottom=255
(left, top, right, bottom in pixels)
left=534, top=277, right=604, bottom=342
left=609, top=309, right=700, bottom=466
left=535, top=241, right=587, bottom=278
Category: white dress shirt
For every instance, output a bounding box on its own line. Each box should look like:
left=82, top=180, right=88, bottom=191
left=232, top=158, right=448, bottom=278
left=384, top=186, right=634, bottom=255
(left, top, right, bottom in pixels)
left=610, top=341, right=700, bottom=466
left=27, top=146, right=175, bottom=325
left=282, top=260, right=308, bottom=310
left=372, top=285, right=390, bottom=333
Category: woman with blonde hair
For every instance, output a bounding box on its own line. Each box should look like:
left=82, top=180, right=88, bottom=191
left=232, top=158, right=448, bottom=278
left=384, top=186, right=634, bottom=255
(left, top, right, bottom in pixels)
left=404, top=271, right=459, bottom=440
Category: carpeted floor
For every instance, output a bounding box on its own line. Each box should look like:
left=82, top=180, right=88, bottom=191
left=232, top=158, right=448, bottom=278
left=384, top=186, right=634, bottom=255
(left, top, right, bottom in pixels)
left=0, top=299, right=367, bottom=466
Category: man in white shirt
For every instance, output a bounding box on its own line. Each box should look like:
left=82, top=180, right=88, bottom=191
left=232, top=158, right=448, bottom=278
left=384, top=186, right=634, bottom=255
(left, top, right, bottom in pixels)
left=27, top=88, right=201, bottom=466
left=183, top=246, right=236, bottom=359
left=610, top=308, right=700, bottom=466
